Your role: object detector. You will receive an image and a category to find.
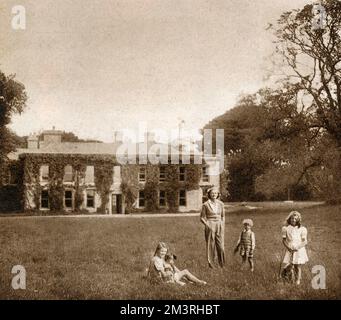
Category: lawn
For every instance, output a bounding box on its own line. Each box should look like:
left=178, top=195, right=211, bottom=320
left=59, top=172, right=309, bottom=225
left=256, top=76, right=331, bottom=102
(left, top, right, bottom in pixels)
left=0, top=204, right=340, bottom=299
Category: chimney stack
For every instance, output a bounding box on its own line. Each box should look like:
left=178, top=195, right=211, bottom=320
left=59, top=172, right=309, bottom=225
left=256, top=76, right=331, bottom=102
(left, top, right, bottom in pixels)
left=39, top=127, right=63, bottom=147
left=28, top=134, right=39, bottom=149
left=113, top=131, right=124, bottom=143
left=144, top=131, right=155, bottom=143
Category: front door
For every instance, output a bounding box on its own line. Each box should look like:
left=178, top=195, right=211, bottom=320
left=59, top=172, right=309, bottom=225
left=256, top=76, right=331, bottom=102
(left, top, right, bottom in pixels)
left=112, top=194, right=122, bottom=214
left=116, top=195, right=122, bottom=214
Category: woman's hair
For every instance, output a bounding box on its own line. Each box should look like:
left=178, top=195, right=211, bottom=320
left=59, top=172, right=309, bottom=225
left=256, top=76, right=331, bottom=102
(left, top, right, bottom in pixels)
left=207, top=187, right=220, bottom=199
left=285, top=211, right=302, bottom=228
left=153, top=242, right=168, bottom=256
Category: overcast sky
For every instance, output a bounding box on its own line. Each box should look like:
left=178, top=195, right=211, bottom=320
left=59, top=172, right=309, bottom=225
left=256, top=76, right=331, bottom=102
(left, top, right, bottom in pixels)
left=0, top=0, right=310, bottom=142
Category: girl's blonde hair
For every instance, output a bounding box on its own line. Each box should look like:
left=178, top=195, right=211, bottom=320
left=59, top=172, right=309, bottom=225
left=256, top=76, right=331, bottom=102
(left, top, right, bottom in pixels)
left=285, top=211, right=302, bottom=227
left=153, top=242, right=168, bottom=256
left=242, top=218, right=253, bottom=227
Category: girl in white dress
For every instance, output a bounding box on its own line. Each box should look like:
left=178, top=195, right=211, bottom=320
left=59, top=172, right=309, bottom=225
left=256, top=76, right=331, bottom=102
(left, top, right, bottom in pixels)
left=281, top=211, right=309, bottom=285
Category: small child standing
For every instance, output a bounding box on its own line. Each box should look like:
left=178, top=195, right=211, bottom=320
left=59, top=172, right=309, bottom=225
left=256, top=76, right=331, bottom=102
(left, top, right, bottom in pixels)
left=234, top=219, right=256, bottom=272
left=281, top=211, right=308, bottom=285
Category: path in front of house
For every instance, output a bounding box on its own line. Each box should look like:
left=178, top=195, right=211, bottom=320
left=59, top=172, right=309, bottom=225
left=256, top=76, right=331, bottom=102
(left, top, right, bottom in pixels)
left=0, top=201, right=325, bottom=219
left=0, top=212, right=201, bottom=219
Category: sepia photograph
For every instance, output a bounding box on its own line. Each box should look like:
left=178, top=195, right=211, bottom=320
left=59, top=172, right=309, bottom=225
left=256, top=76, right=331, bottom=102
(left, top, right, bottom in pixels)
left=0, top=0, right=340, bottom=303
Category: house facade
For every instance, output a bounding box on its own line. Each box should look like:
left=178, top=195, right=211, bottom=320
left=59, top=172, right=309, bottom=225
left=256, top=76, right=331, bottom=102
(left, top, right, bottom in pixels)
left=1, top=129, right=222, bottom=214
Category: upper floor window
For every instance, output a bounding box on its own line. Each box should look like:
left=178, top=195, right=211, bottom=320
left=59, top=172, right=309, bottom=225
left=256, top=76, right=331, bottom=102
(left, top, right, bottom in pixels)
left=202, top=166, right=209, bottom=182
left=3, top=165, right=19, bottom=185
left=139, top=167, right=146, bottom=182
left=159, top=166, right=166, bottom=182
left=179, top=167, right=186, bottom=182
left=85, top=166, right=94, bottom=184
left=64, top=165, right=73, bottom=182
left=40, top=165, right=49, bottom=182
left=113, top=166, right=121, bottom=183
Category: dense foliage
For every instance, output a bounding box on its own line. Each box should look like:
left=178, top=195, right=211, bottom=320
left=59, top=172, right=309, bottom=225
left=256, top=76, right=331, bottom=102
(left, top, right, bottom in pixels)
left=203, top=0, right=341, bottom=202
left=0, top=71, right=27, bottom=165
left=21, top=154, right=114, bottom=212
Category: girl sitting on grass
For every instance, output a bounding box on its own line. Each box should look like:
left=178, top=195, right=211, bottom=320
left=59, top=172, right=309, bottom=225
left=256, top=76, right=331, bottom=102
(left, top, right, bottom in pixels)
left=234, top=219, right=256, bottom=272
left=281, top=211, right=309, bottom=285
left=147, top=242, right=207, bottom=286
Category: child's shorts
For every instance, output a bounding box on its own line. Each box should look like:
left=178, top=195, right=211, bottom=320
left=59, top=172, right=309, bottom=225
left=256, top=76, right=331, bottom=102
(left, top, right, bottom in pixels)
left=240, top=246, right=254, bottom=258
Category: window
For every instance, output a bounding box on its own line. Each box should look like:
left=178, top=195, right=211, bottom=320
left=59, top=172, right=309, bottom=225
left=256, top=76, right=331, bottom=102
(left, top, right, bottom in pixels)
left=64, top=165, right=73, bottom=182
left=159, top=166, right=166, bottom=182
left=2, top=169, right=11, bottom=185
left=40, top=165, right=49, bottom=182
left=86, top=190, right=95, bottom=208
left=4, top=166, right=19, bottom=185
left=64, top=190, right=73, bottom=208
left=85, top=166, right=94, bottom=184
left=159, top=190, right=166, bottom=207
left=139, top=190, right=145, bottom=207
left=41, top=190, right=49, bottom=209
left=139, top=167, right=146, bottom=182
left=202, top=166, right=209, bottom=182
left=179, top=189, right=186, bottom=206
left=179, top=167, right=186, bottom=181
left=113, top=166, right=121, bottom=183
left=5, top=170, right=11, bottom=185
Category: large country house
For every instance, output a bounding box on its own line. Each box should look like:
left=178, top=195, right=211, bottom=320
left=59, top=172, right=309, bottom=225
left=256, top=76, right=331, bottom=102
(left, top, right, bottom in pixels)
left=0, top=129, right=222, bottom=214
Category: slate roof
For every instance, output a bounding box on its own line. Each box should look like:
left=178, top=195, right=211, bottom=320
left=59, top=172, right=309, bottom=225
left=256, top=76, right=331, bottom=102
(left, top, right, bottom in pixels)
left=8, top=141, right=202, bottom=160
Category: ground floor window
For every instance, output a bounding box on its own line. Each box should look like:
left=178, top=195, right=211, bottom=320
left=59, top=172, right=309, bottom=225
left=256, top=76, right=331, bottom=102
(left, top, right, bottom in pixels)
left=202, top=166, right=209, bottom=182
left=86, top=190, right=95, bottom=208
left=179, top=189, right=186, bottom=206
left=64, top=190, right=73, bottom=209
left=41, top=190, right=49, bottom=209
left=159, top=190, right=166, bottom=207
left=139, top=190, right=145, bottom=208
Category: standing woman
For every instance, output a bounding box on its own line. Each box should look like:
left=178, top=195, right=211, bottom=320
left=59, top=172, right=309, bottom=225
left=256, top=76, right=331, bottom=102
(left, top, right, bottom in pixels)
left=200, top=187, right=225, bottom=268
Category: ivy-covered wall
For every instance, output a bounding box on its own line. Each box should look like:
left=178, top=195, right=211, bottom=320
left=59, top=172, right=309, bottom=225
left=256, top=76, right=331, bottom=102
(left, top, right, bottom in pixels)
left=0, top=161, right=24, bottom=212
left=0, top=185, right=22, bottom=212
left=121, top=164, right=139, bottom=213
left=117, top=162, right=204, bottom=213
left=2, top=153, right=210, bottom=214
left=20, top=154, right=115, bottom=213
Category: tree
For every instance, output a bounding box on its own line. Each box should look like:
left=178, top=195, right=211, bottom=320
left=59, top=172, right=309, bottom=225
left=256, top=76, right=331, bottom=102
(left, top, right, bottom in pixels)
left=60, top=131, right=102, bottom=143
left=257, top=0, right=341, bottom=201
left=0, top=71, right=27, bottom=164
left=273, top=0, right=341, bottom=146
left=203, top=1, right=341, bottom=201
left=203, top=94, right=268, bottom=154
left=203, top=95, right=270, bottom=200
left=250, top=85, right=335, bottom=201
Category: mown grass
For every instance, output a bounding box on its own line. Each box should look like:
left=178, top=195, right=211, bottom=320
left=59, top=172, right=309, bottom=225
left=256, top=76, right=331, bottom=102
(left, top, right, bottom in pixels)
left=0, top=205, right=340, bottom=299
